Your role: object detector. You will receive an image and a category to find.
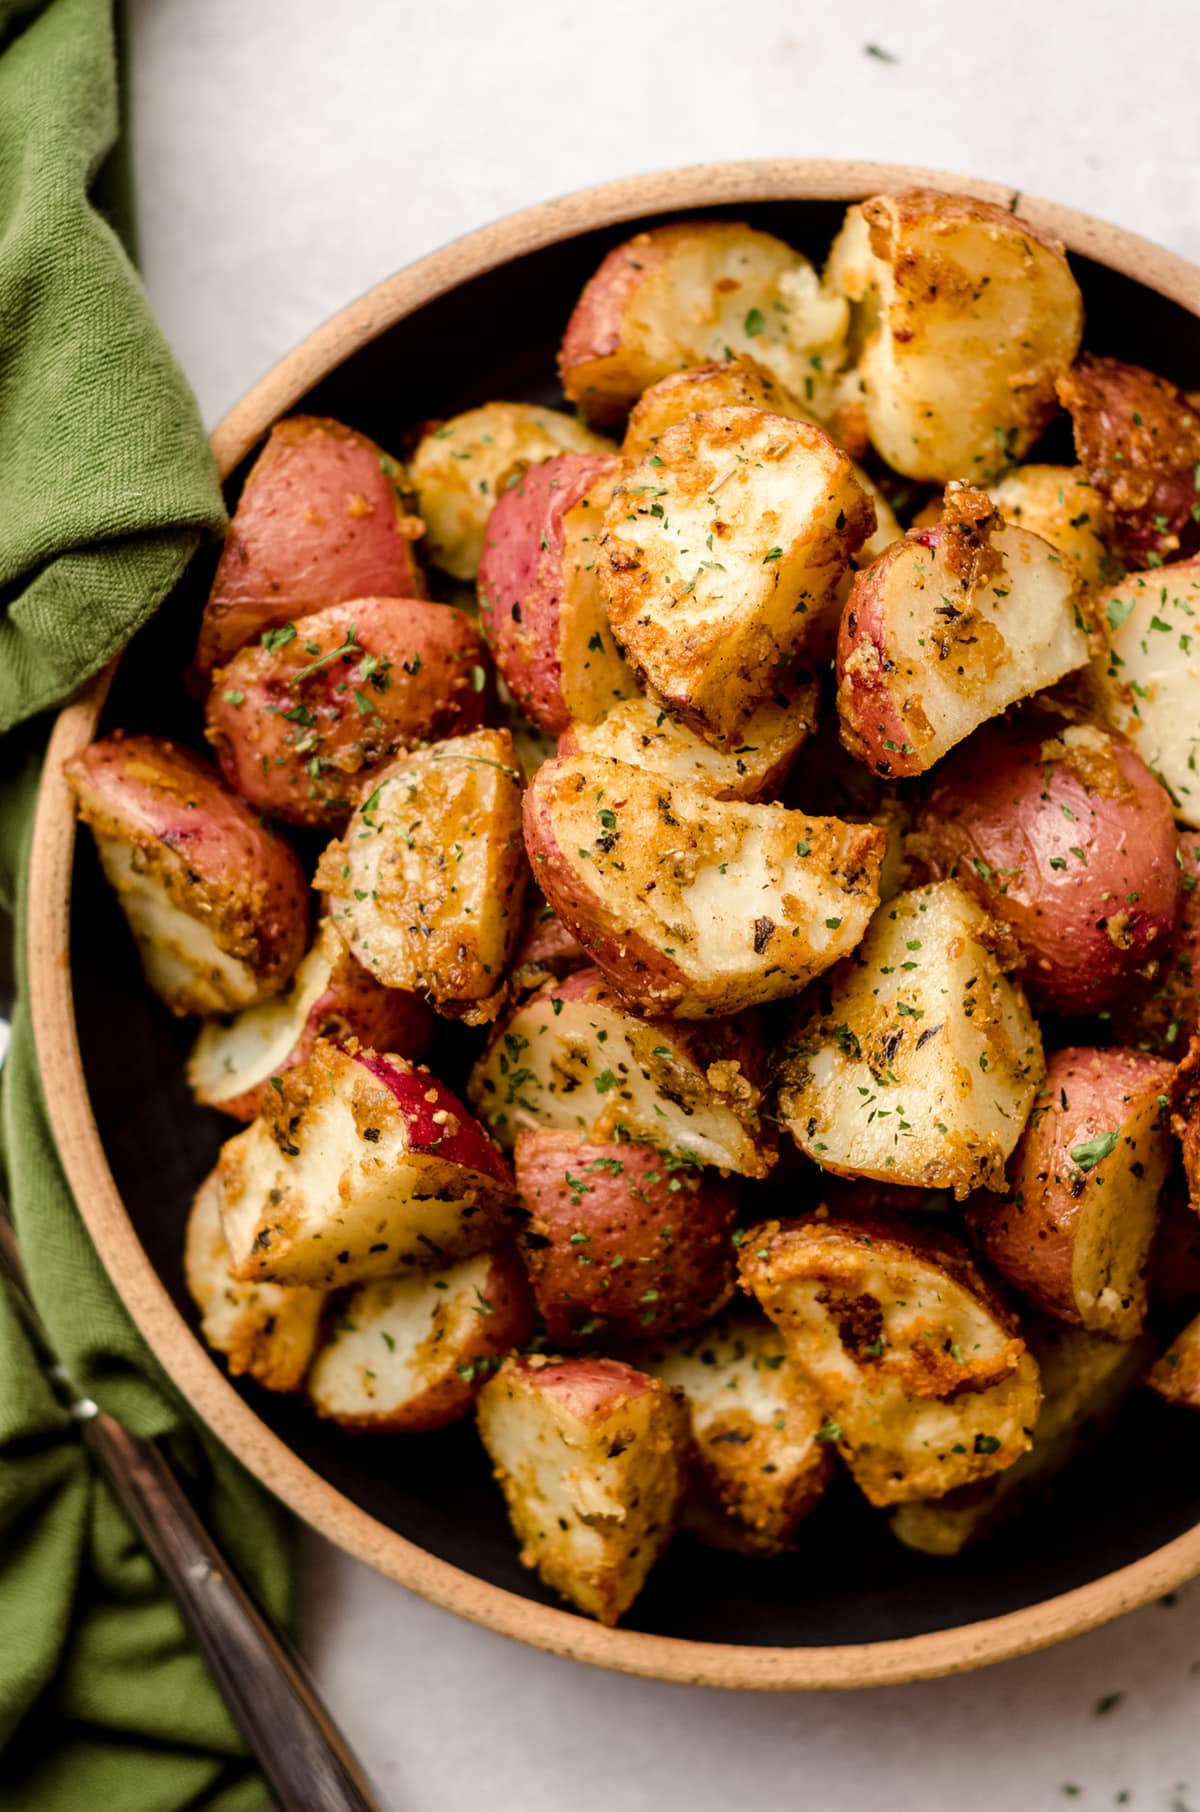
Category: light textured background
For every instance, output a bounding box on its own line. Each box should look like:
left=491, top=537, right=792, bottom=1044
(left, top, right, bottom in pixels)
left=128, top=4, right=1200, bottom=1807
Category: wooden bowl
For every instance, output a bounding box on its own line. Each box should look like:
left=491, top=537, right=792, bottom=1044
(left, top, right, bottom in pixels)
left=29, top=159, right=1200, bottom=1689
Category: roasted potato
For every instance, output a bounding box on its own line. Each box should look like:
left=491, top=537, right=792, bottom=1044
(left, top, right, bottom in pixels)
left=308, top=1247, right=534, bottom=1433
left=1173, top=1036, right=1200, bottom=1215
left=739, top=1216, right=1042, bottom=1506
left=508, top=894, right=589, bottom=995
left=314, top=728, right=526, bottom=1022
left=476, top=1354, right=690, bottom=1623
left=1111, top=832, right=1200, bottom=1053
left=194, top=416, right=425, bottom=673
left=514, top=1128, right=738, bottom=1343
left=1148, top=1312, right=1200, bottom=1408
left=468, top=966, right=773, bottom=1177
left=205, top=597, right=488, bottom=826
left=188, top=919, right=433, bottom=1121
left=558, top=221, right=850, bottom=427
left=411, top=402, right=614, bottom=579
left=642, top=1312, right=832, bottom=1556
left=602, top=406, right=873, bottom=749
left=477, top=451, right=635, bottom=735
left=967, top=1045, right=1175, bottom=1339
left=986, top=465, right=1120, bottom=592
left=1057, top=354, right=1200, bottom=564
left=777, top=881, right=1044, bottom=1198
left=524, top=753, right=885, bottom=1018
left=1093, top=558, right=1200, bottom=828
left=217, top=1040, right=519, bottom=1288
left=836, top=486, right=1094, bottom=778
left=556, top=664, right=818, bottom=803
left=825, top=190, right=1083, bottom=482
left=913, top=720, right=1182, bottom=1016
left=65, top=733, right=308, bottom=1016
left=184, top=1168, right=325, bottom=1392
left=891, top=1319, right=1154, bottom=1554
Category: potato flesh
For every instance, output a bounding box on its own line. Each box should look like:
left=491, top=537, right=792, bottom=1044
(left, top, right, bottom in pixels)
left=556, top=470, right=639, bottom=724
left=1094, top=561, right=1200, bottom=828
left=1148, top=1313, right=1200, bottom=1408
left=411, top=402, right=612, bottom=580
left=189, top=928, right=337, bottom=1106
left=603, top=407, right=871, bottom=747
left=467, top=985, right=767, bottom=1176
left=988, top=465, right=1118, bottom=592
left=778, top=883, right=1044, bottom=1197
left=184, top=1170, right=324, bottom=1392
left=315, top=729, right=525, bottom=1014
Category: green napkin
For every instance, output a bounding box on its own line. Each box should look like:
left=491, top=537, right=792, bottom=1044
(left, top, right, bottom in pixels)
left=0, top=2, right=293, bottom=1807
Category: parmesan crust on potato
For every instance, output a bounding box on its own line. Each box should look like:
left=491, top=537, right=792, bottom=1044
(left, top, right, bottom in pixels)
left=1057, top=354, right=1200, bottom=565
left=1093, top=558, right=1200, bottom=828
left=524, top=753, right=885, bottom=1018
left=314, top=728, right=526, bottom=1022
left=777, top=882, right=1044, bottom=1198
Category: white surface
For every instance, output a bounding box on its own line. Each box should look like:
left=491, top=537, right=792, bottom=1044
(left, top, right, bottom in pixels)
left=127, top=4, right=1200, bottom=1807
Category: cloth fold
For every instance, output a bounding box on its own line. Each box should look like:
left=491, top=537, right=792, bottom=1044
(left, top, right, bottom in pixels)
left=0, top=3, right=292, bottom=1808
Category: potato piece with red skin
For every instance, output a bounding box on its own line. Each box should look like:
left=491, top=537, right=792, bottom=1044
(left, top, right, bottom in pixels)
left=307, top=1248, right=534, bottom=1433
left=65, top=733, right=308, bottom=1016
left=1092, top=559, right=1200, bottom=830
left=558, top=221, right=849, bottom=428
left=185, top=1168, right=325, bottom=1392
left=913, top=720, right=1182, bottom=1017
left=1148, top=1313, right=1200, bottom=1408
left=217, top=1040, right=519, bottom=1289
left=477, top=452, right=635, bottom=735
left=524, top=753, right=884, bottom=1018
left=188, top=919, right=432, bottom=1121
left=739, top=1216, right=1041, bottom=1506
left=967, top=1046, right=1175, bottom=1340
left=195, top=417, right=425, bottom=673
left=836, top=487, right=1094, bottom=779
left=1056, top=355, right=1200, bottom=565
left=468, top=966, right=773, bottom=1177
left=1171, top=1036, right=1200, bottom=1215
left=1111, top=832, right=1200, bottom=1054
left=508, top=895, right=589, bottom=995
left=514, top=1129, right=738, bottom=1344
left=476, top=1354, right=690, bottom=1624
left=206, top=597, right=487, bottom=826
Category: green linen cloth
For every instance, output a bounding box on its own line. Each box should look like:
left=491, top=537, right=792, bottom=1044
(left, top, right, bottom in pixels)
left=0, top=2, right=292, bottom=1807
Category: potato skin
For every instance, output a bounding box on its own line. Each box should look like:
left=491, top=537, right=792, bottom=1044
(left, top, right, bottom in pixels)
left=914, top=720, right=1181, bottom=1016
left=195, top=417, right=426, bottom=673
left=65, top=733, right=308, bottom=1015
left=206, top=597, right=487, bottom=825
left=967, top=1045, right=1175, bottom=1337
left=1057, top=354, right=1200, bottom=565
left=477, top=451, right=633, bottom=735
left=514, top=1128, right=738, bottom=1344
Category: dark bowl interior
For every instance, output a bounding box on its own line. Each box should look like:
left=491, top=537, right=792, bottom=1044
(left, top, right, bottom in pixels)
left=74, top=196, right=1200, bottom=1648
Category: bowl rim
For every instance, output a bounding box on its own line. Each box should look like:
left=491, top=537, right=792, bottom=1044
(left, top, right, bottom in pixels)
left=30, top=156, right=1200, bottom=1691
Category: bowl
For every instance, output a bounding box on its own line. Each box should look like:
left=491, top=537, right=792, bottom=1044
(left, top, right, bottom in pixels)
left=28, top=158, right=1200, bottom=1689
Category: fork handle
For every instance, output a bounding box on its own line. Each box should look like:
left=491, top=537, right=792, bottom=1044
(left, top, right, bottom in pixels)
left=83, top=1410, right=385, bottom=1812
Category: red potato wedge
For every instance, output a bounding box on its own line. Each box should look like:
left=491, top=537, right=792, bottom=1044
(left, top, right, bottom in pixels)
left=508, top=895, right=589, bottom=995
left=558, top=221, right=850, bottom=428
left=824, top=190, right=1083, bottom=482
left=602, top=406, right=873, bottom=749
left=307, top=1247, right=534, bottom=1433
left=467, top=967, right=773, bottom=1177
left=1173, top=1037, right=1200, bottom=1215
left=1056, top=354, right=1200, bottom=565
left=913, top=720, right=1182, bottom=1017
left=206, top=597, right=488, bottom=826
left=967, top=1046, right=1175, bottom=1339
left=524, top=753, right=885, bottom=1019
left=217, top=1040, right=519, bottom=1289
left=1093, top=559, right=1200, bottom=828
left=641, top=1312, right=833, bottom=1556
left=513, top=1129, right=738, bottom=1344
left=314, top=728, right=526, bottom=1023
left=195, top=416, right=426, bottom=673
left=739, top=1216, right=1042, bottom=1506
left=891, top=1319, right=1155, bottom=1554
left=987, top=465, right=1120, bottom=593
left=476, top=1355, right=690, bottom=1624
left=188, top=919, right=433, bottom=1121
left=411, top=401, right=614, bottom=580
left=184, top=1168, right=325, bottom=1392
left=1111, top=832, right=1200, bottom=1053
left=64, top=734, right=308, bottom=1016
left=777, top=882, right=1044, bottom=1199
left=477, top=452, right=636, bottom=735
left=836, top=486, right=1094, bottom=779
left=557, top=662, right=818, bottom=804
left=1148, top=1313, right=1200, bottom=1408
